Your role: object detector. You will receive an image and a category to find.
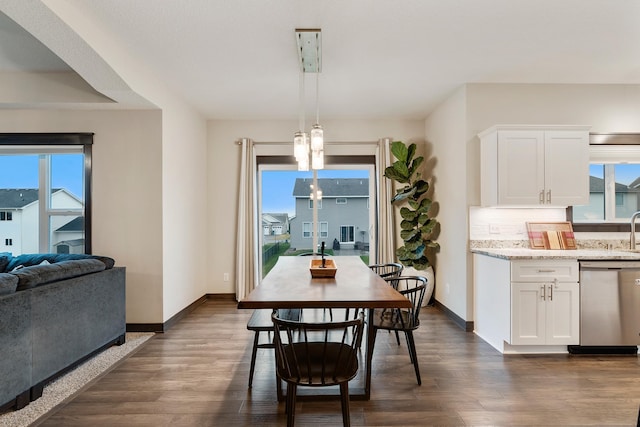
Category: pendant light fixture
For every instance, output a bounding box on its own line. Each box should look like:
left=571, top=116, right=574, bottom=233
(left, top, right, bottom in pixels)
left=295, top=29, right=323, bottom=171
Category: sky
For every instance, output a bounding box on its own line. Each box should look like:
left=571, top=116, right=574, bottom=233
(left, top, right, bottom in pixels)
left=590, top=164, right=640, bottom=185
left=261, top=169, right=369, bottom=216
left=0, top=154, right=84, bottom=200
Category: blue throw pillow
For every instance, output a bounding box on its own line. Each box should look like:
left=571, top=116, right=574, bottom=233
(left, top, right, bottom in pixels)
left=5, top=253, right=115, bottom=271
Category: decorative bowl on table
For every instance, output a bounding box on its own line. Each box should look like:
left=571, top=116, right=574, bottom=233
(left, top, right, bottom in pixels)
left=309, top=259, right=337, bottom=278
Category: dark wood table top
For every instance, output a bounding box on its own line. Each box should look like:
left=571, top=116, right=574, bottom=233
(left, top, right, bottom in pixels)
left=237, top=256, right=411, bottom=310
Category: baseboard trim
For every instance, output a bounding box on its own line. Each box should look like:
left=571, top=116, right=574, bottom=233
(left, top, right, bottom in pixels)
left=126, top=294, right=238, bottom=333
left=206, top=293, right=236, bottom=301
left=434, top=300, right=474, bottom=332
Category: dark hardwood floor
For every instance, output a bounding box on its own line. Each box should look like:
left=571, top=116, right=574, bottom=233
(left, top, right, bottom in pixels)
left=36, top=299, right=640, bottom=426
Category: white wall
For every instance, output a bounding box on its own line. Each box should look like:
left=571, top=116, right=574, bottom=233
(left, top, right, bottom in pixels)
left=425, top=86, right=470, bottom=320
left=161, top=104, right=208, bottom=320
left=0, top=109, right=164, bottom=324
left=206, top=119, right=424, bottom=294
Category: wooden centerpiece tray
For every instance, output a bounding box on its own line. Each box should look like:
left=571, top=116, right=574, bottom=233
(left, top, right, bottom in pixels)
left=526, top=221, right=577, bottom=250
left=309, top=259, right=337, bottom=278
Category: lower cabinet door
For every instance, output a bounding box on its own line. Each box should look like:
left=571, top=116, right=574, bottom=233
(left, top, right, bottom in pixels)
left=545, top=282, right=580, bottom=345
left=511, top=283, right=546, bottom=345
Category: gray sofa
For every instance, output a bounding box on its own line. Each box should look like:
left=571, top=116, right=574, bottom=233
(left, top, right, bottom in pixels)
left=0, top=253, right=126, bottom=411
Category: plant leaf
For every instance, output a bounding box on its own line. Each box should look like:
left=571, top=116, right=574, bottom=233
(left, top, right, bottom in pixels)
left=391, top=141, right=408, bottom=162
left=391, top=186, right=416, bottom=203
left=406, top=143, right=416, bottom=164
left=384, top=164, right=409, bottom=183
left=399, top=207, right=417, bottom=220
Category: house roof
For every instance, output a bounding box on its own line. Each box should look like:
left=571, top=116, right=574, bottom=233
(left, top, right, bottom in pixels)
left=589, top=176, right=640, bottom=193
left=293, top=178, right=369, bottom=198
left=0, top=188, right=66, bottom=209
left=56, top=216, right=84, bottom=232
left=0, top=189, right=40, bottom=208
left=262, top=213, right=289, bottom=224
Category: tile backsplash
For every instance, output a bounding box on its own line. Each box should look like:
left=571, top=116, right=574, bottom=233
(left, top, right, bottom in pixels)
left=469, top=206, right=566, bottom=240
left=469, top=206, right=633, bottom=249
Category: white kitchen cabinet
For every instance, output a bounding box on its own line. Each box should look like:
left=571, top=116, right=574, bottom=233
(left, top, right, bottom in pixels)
left=511, top=281, right=580, bottom=345
left=473, top=255, right=580, bottom=353
left=478, top=125, right=590, bottom=206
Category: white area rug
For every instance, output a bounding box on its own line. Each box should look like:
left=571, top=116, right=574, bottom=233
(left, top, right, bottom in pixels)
left=0, top=332, right=154, bottom=427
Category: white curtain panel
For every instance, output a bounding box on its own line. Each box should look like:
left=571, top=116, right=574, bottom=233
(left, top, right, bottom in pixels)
left=377, top=137, right=396, bottom=263
left=235, top=138, right=259, bottom=301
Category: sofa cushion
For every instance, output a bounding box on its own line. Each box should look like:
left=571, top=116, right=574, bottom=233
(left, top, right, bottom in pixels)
left=14, top=259, right=106, bottom=291
left=0, top=273, right=18, bottom=295
left=0, top=252, right=11, bottom=273
left=6, top=253, right=115, bottom=272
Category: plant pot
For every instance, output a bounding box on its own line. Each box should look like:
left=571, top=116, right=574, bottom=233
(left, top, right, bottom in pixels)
left=401, top=265, right=435, bottom=307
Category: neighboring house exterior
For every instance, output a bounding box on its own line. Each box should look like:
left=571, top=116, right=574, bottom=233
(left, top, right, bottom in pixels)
left=262, top=213, right=289, bottom=235
left=53, top=217, right=86, bottom=254
left=289, top=178, right=369, bottom=251
left=0, top=189, right=84, bottom=254
left=573, top=176, right=640, bottom=221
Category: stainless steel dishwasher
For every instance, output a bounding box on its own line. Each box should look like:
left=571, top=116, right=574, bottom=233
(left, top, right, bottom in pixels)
left=574, top=261, right=640, bottom=353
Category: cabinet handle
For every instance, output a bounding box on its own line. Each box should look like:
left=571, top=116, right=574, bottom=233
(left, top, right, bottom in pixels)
left=541, top=285, right=546, bottom=300
left=539, top=190, right=544, bottom=204
left=537, top=269, right=555, bottom=273
left=549, top=284, right=553, bottom=301
left=546, top=189, right=551, bottom=203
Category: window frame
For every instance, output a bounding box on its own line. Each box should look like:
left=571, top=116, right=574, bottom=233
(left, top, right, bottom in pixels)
left=570, top=135, right=640, bottom=232
left=0, top=133, right=93, bottom=253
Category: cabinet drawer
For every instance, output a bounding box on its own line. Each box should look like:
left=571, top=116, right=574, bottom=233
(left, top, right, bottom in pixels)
left=511, top=260, right=578, bottom=282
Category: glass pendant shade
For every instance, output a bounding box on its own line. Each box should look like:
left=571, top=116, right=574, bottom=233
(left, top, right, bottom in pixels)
left=294, top=131, right=309, bottom=161
left=311, top=149, right=324, bottom=170
left=310, top=124, right=323, bottom=151
left=298, top=155, right=309, bottom=171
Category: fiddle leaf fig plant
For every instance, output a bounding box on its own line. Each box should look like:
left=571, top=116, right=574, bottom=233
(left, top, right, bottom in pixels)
left=384, top=140, right=439, bottom=270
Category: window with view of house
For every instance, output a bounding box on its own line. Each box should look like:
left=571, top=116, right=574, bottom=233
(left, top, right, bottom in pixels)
left=259, top=161, right=374, bottom=278
left=0, top=134, right=92, bottom=254
left=572, top=141, right=640, bottom=224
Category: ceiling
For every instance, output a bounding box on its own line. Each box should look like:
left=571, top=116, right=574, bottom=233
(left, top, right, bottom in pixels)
left=2, top=0, right=640, bottom=120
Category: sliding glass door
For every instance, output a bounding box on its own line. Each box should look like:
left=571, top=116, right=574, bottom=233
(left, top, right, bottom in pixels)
left=258, top=163, right=375, bottom=278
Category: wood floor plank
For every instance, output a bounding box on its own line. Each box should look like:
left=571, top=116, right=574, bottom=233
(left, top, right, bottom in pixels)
left=33, top=299, right=640, bottom=426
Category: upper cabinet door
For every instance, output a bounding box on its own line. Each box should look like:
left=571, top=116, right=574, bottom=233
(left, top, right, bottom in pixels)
left=497, top=130, right=545, bottom=205
left=479, top=125, right=590, bottom=207
left=544, top=131, right=589, bottom=206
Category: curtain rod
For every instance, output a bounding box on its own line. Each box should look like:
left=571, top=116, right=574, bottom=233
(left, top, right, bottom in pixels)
left=235, top=139, right=385, bottom=145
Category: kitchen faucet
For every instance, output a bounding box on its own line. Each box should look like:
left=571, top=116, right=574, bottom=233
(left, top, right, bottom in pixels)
left=630, top=211, right=640, bottom=249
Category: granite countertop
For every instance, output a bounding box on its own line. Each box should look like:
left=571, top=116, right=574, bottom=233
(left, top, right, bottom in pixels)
left=471, top=247, right=640, bottom=260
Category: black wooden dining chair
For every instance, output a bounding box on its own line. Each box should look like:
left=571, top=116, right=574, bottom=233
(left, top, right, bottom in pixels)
left=272, top=311, right=365, bottom=427
left=246, top=308, right=301, bottom=388
left=368, top=262, right=404, bottom=280
left=370, top=276, right=427, bottom=385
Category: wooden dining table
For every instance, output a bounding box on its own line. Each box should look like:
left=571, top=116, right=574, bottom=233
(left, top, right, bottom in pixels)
left=237, top=255, right=411, bottom=400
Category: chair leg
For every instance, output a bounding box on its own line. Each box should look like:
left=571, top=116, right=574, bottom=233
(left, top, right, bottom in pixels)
left=404, top=332, right=416, bottom=365
left=248, top=331, right=260, bottom=388
left=286, top=383, right=297, bottom=427
left=405, top=331, right=421, bottom=385
left=339, top=382, right=351, bottom=427
left=395, top=330, right=401, bottom=346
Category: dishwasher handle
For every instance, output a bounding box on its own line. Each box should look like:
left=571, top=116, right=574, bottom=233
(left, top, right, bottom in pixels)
left=580, top=261, right=640, bottom=270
